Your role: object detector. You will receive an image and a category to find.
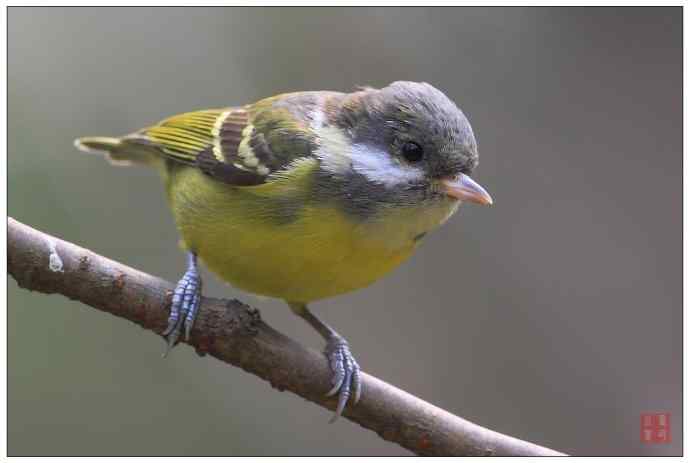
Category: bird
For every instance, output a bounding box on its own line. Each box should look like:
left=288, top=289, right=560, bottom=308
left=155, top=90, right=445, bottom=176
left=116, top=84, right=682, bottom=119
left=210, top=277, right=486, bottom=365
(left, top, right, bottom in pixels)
left=75, top=81, right=493, bottom=421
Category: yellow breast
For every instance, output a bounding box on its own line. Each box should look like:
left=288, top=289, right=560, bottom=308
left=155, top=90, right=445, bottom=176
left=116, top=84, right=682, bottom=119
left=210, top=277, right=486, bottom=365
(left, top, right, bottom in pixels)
left=166, top=163, right=456, bottom=303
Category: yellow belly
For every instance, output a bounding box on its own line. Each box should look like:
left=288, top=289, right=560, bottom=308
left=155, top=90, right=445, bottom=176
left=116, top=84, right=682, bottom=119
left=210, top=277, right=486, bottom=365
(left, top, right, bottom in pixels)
left=166, top=166, right=424, bottom=303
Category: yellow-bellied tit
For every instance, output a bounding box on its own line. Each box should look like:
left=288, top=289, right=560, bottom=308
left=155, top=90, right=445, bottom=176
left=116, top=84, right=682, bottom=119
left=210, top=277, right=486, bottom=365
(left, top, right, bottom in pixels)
left=75, top=81, right=493, bottom=421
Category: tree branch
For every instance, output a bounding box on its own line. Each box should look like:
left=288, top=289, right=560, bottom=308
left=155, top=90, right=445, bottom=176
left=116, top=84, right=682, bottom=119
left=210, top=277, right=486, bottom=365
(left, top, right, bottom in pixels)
left=7, top=217, right=564, bottom=456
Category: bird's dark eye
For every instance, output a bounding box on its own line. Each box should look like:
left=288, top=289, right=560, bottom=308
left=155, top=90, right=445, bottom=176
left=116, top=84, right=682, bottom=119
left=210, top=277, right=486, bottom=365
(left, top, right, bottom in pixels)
left=401, top=141, right=424, bottom=163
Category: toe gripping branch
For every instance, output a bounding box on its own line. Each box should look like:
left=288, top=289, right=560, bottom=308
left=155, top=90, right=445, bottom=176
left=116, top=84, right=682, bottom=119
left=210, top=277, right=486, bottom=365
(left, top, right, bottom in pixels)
left=163, top=252, right=202, bottom=356
left=289, top=302, right=363, bottom=422
left=325, top=336, right=362, bottom=422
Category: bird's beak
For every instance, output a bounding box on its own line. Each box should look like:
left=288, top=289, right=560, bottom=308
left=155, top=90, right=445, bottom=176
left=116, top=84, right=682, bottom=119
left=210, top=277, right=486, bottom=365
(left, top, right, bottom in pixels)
left=440, top=173, right=493, bottom=205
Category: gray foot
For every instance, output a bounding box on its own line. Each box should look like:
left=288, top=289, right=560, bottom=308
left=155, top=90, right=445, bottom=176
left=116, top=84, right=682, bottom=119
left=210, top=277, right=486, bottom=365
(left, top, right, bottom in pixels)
left=325, top=336, right=362, bottom=422
left=163, top=252, right=201, bottom=356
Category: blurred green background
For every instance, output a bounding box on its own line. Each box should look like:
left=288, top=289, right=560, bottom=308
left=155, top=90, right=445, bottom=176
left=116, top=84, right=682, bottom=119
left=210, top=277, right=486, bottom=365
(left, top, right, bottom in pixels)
left=8, top=7, right=681, bottom=456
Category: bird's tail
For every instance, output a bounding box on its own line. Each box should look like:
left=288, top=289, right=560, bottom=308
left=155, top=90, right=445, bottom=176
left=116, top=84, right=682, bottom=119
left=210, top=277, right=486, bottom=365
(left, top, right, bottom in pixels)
left=74, top=136, right=157, bottom=167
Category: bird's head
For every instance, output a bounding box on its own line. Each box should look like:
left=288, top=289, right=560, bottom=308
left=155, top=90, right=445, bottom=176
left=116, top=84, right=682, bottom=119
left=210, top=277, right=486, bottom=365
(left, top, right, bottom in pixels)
left=314, top=81, right=492, bottom=220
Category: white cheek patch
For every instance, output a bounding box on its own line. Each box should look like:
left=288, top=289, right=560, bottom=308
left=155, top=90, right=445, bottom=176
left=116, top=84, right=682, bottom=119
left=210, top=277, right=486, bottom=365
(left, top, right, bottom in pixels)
left=348, top=143, right=425, bottom=187
left=315, top=127, right=425, bottom=188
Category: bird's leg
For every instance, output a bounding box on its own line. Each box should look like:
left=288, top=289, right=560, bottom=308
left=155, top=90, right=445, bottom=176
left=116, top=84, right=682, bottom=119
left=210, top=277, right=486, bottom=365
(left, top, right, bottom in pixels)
left=289, top=302, right=362, bottom=422
left=163, top=252, right=202, bottom=356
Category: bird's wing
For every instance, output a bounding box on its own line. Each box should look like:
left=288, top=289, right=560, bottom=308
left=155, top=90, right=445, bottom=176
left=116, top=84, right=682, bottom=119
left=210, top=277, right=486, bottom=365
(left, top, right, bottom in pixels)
left=128, top=100, right=318, bottom=186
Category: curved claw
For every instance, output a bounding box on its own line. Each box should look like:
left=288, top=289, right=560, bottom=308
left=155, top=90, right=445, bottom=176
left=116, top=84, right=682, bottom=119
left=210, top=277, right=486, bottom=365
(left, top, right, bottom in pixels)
left=162, top=331, right=178, bottom=358
left=330, top=369, right=352, bottom=423
left=162, top=316, right=178, bottom=338
left=324, top=338, right=361, bottom=422
left=326, top=355, right=345, bottom=397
